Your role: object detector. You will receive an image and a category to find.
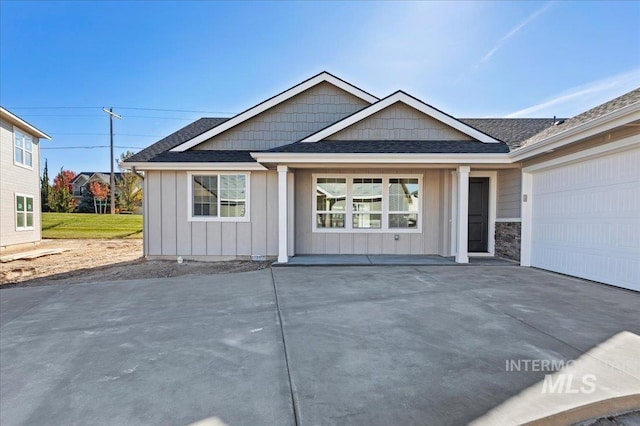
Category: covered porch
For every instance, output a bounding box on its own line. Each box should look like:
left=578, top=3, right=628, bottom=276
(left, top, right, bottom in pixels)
left=266, top=158, right=519, bottom=264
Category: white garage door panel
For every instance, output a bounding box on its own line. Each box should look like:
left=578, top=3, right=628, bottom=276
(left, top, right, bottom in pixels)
left=531, top=147, right=640, bottom=291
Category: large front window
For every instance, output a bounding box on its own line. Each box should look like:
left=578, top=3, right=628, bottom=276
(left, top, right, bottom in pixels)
left=314, top=175, right=421, bottom=232
left=14, top=128, right=33, bottom=168
left=190, top=173, right=249, bottom=221
left=16, top=194, right=34, bottom=230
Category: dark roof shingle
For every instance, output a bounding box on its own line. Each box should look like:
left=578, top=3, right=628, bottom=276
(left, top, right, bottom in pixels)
left=125, top=117, right=228, bottom=162
left=521, top=88, right=640, bottom=146
left=125, top=110, right=577, bottom=162
left=460, top=118, right=557, bottom=149
left=149, top=151, right=256, bottom=163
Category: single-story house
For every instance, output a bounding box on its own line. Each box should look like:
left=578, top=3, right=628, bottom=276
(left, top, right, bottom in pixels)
left=0, top=107, right=51, bottom=252
left=124, top=72, right=639, bottom=291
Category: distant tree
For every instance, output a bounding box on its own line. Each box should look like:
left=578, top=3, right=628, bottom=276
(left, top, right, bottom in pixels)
left=89, top=181, right=109, bottom=214
left=40, top=159, right=52, bottom=212
left=119, top=150, right=136, bottom=164
left=116, top=150, right=143, bottom=213
left=52, top=169, right=76, bottom=192
left=77, top=184, right=96, bottom=213
left=49, top=168, right=77, bottom=213
left=116, top=173, right=142, bottom=213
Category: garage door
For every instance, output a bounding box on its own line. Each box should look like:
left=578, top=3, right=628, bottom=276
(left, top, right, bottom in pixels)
left=531, top=147, right=640, bottom=291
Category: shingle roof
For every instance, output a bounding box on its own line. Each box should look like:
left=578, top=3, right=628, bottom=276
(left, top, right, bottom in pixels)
left=127, top=116, right=549, bottom=162
left=266, top=140, right=510, bottom=154
left=460, top=118, right=557, bottom=149
left=148, top=151, right=256, bottom=163
left=72, top=172, right=123, bottom=184
left=521, top=88, right=640, bottom=146
left=125, top=118, right=229, bottom=162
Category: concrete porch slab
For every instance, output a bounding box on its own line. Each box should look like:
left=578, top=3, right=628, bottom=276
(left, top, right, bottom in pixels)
left=367, top=255, right=456, bottom=265
left=285, top=255, right=372, bottom=266
left=281, top=254, right=516, bottom=266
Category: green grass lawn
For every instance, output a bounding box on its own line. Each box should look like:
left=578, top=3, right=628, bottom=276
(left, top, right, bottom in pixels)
left=42, top=213, right=143, bottom=239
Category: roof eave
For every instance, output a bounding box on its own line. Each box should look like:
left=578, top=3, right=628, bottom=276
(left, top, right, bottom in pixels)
left=0, top=107, right=52, bottom=140
left=250, top=152, right=512, bottom=164
left=510, top=102, right=640, bottom=162
left=122, top=161, right=267, bottom=171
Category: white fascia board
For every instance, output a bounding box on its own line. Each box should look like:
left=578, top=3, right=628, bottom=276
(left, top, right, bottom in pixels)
left=250, top=152, right=511, bottom=164
left=301, top=92, right=501, bottom=143
left=121, top=162, right=267, bottom=171
left=521, top=135, right=639, bottom=173
left=0, top=107, right=52, bottom=140
left=510, top=102, right=640, bottom=162
left=170, top=72, right=378, bottom=152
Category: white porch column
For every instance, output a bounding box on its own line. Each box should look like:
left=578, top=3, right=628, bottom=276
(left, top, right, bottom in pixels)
left=287, top=170, right=295, bottom=257
left=456, top=165, right=470, bottom=263
left=277, top=165, right=289, bottom=263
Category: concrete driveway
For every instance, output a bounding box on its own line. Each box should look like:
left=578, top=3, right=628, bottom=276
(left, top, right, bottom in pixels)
left=1, top=265, right=638, bottom=425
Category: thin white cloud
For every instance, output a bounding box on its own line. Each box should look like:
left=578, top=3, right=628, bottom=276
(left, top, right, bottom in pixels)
left=478, top=2, right=552, bottom=65
left=505, top=68, right=640, bottom=118
left=332, top=2, right=483, bottom=95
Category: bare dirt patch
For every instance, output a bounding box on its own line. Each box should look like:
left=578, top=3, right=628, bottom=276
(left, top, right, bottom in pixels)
left=1, top=239, right=271, bottom=288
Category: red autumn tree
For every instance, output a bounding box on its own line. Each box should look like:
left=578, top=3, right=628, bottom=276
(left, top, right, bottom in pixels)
left=89, top=181, right=109, bottom=214
left=53, top=170, right=76, bottom=192
left=49, top=168, right=77, bottom=212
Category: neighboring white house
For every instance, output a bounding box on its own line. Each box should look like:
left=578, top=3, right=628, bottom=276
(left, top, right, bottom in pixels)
left=0, top=107, right=52, bottom=251
left=124, top=72, right=639, bottom=291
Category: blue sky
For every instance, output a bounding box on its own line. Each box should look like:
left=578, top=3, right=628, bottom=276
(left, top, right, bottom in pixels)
left=1, top=1, right=639, bottom=176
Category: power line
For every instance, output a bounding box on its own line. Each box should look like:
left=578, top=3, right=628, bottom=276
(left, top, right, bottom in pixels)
left=42, top=145, right=144, bottom=150
left=4, top=106, right=101, bottom=110
left=115, top=106, right=235, bottom=114
left=47, top=133, right=161, bottom=137
left=12, top=114, right=106, bottom=117
left=6, top=105, right=236, bottom=114
left=12, top=114, right=202, bottom=120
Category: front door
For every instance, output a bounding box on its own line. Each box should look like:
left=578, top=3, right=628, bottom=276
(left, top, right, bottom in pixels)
left=468, top=177, right=489, bottom=252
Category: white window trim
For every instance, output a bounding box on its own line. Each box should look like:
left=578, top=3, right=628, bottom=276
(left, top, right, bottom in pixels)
left=312, top=173, right=422, bottom=233
left=187, top=172, right=251, bottom=222
left=15, top=193, right=35, bottom=231
left=13, top=126, right=34, bottom=170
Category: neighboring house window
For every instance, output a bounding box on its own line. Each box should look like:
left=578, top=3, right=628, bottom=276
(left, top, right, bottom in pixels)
left=314, top=175, right=421, bottom=232
left=189, top=173, right=249, bottom=221
left=14, top=128, right=34, bottom=168
left=16, top=194, right=34, bottom=230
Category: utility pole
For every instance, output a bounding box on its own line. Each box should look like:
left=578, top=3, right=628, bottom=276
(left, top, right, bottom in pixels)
left=102, top=107, right=122, bottom=214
